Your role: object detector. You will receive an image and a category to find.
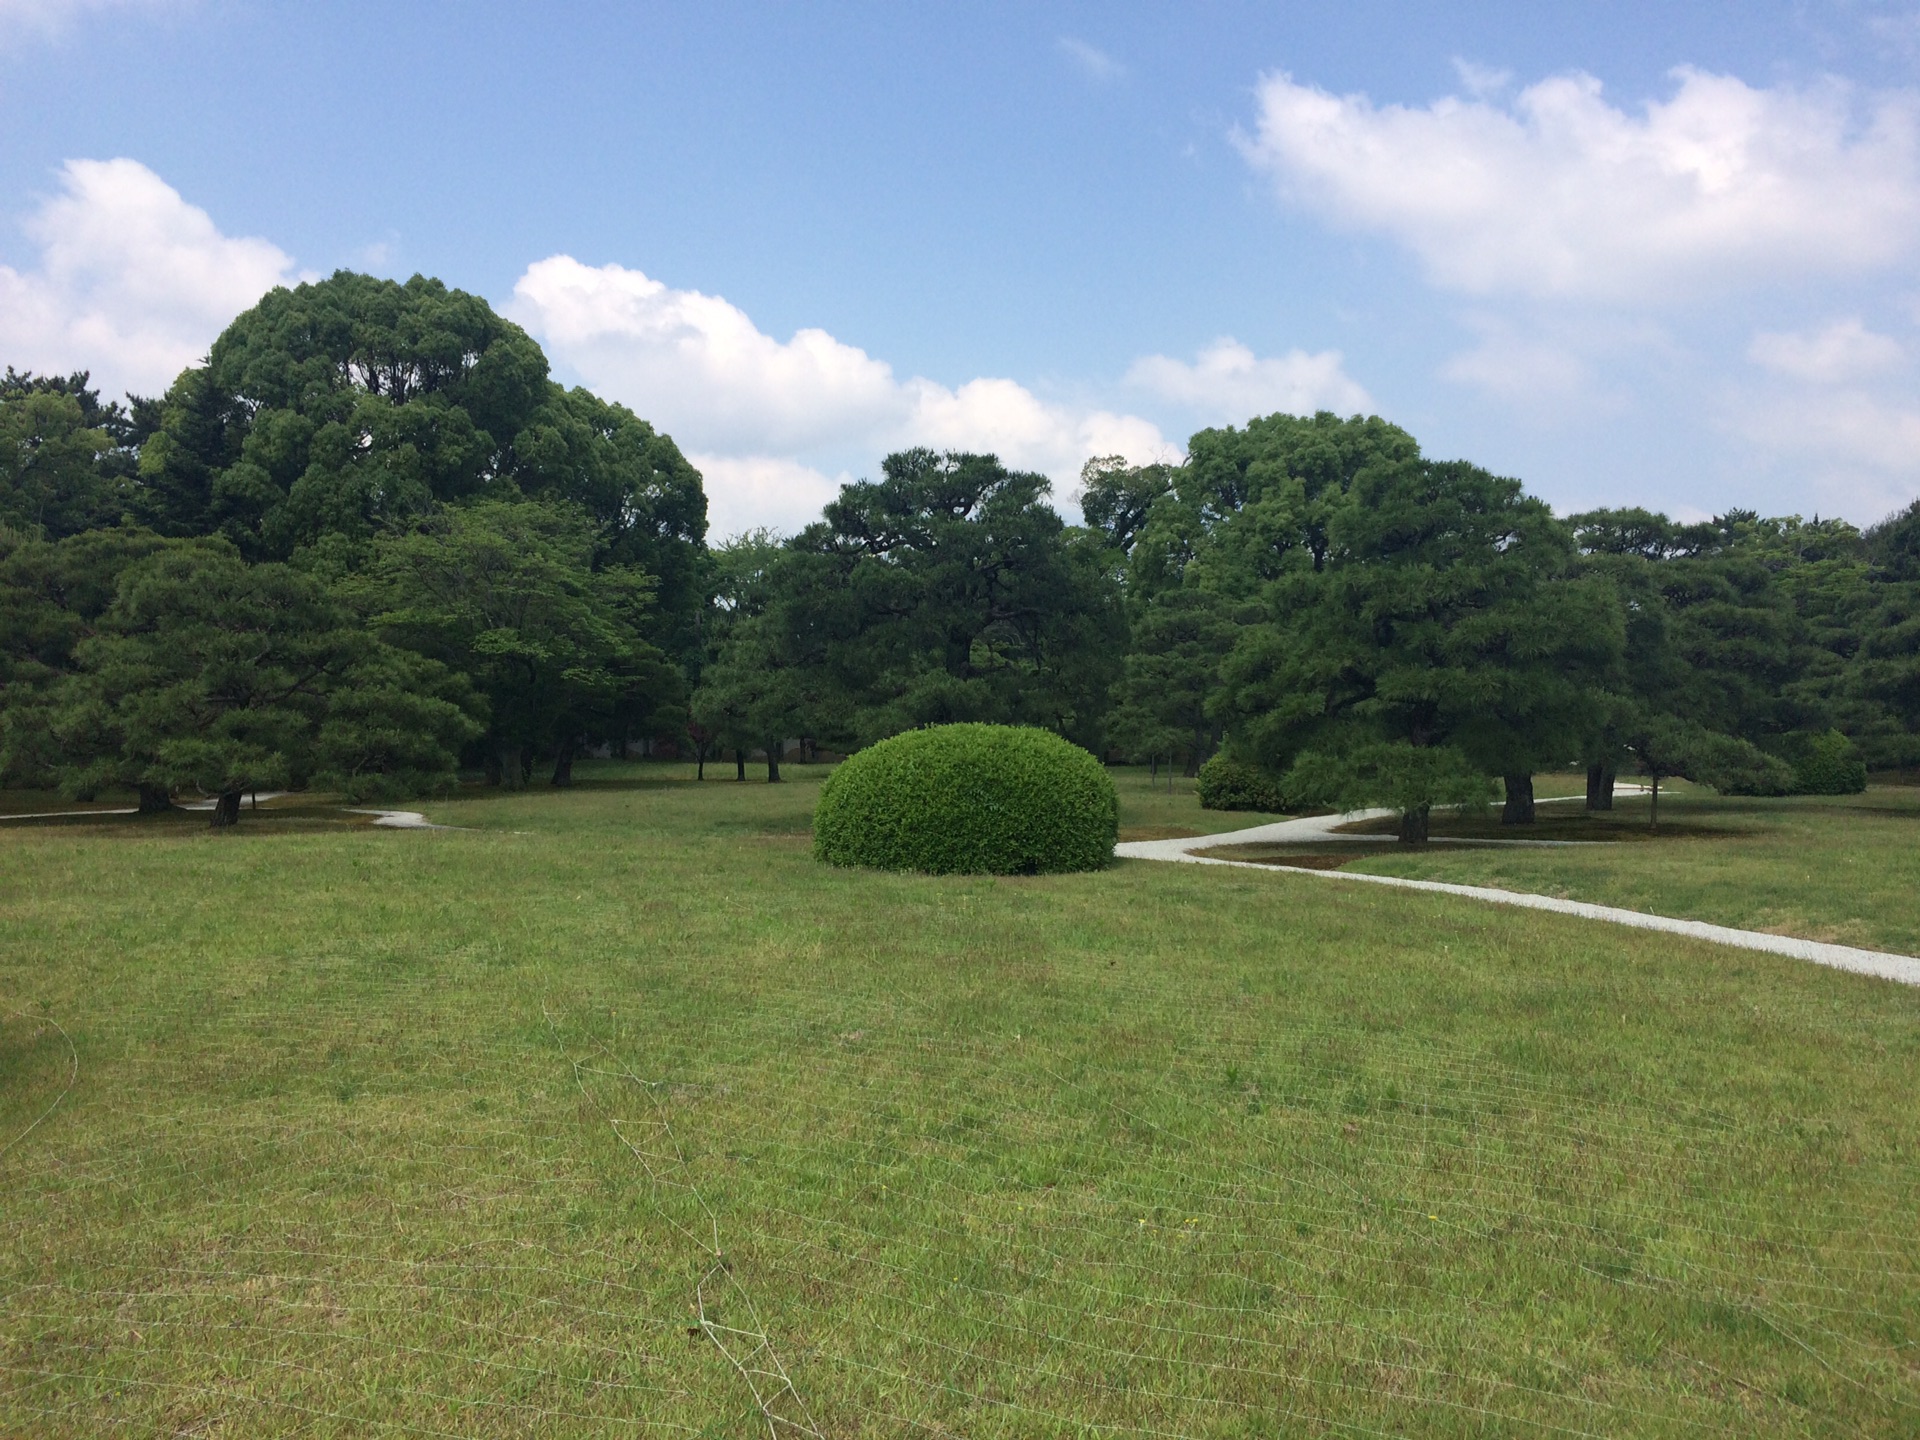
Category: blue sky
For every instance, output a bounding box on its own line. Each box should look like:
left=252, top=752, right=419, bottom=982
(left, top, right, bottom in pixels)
left=4, top=1, right=1920, bottom=534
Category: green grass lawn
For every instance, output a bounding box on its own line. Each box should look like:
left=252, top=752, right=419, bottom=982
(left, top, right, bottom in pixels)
left=1323, top=785, right=1920, bottom=957
left=1, top=763, right=1915, bottom=1436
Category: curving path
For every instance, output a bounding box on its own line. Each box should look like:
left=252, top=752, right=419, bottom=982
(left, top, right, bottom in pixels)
left=1116, top=807, right=1920, bottom=989
left=0, top=797, right=453, bottom=829
left=346, top=808, right=457, bottom=830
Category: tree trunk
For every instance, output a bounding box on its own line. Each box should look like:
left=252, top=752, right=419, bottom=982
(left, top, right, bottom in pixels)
left=945, top=632, right=973, bottom=678
left=735, top=749, right=747, bottom=782
left=520, top=746, right=534, bottom=785
left=766, top=739, right=782, bottom=783
left=497, top=742, right=523, bottom=790
left=210, top=790, right=242, bottom=828
left=1586, top=762, right=1616, bottom=811
left=1501, top=773, right=1535, bottom=825
left=1398, top=805, right=1430, bottom=845
left=696, top=749, right=705, bottom=781
left=1149, top=754, right=1158, bottom=786
left=1649, top=774, right=1660, bottom=831
left=137, top=783, right=173, bottom=813
left=550, top=735, right=576, bottom=787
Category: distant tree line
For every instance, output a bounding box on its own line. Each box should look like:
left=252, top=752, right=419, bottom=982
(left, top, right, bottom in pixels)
left=5, top=272, right=1916, bottom=837
left=1083, top=415, right=1914, bottom=837
left=690, top=413, right=1918, bottom=842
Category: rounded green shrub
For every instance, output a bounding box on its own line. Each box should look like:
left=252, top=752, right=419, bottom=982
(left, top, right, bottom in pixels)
left=813, top=724, right=1117, bottom=875
left=1196, top=754, right=1287, bottom=813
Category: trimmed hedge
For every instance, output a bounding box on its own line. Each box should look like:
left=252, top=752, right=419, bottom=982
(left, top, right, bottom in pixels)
left=813, top=724, right=1117, bottom=875
left=1196, top=754, right=1287, bottom=813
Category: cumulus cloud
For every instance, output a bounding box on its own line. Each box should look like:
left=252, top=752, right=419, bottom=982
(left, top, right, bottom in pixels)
left=508, top=255, right=900, bottom=456
left=1239, top=67, right=1920, bottom=303
left=1125, top=337, right=1371, bottom=420
left=687, top=453, right=850, bottom=540
left=0, top=157, right=297, bottom=398
left=1747, top=318, right=1905, bottom=383
left=510, top=255, right=1180, bottom=534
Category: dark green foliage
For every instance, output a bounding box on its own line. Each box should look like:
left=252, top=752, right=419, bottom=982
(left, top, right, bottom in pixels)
left=1216, top=441, right=1619, bottom=838
left=1287, top=742, right=1493, bottom=842
left=0, top=528, right=223, bottom=785
left=1770, top=729, right=1868, bottom=795
left=127, top=270, right=707, bottom=663
left=1195, top=754, right=1287, bottom=812
left=691, top=531, right=811, bottom=780
left=1106, top=587, right=1235, bottom=774
left=46, top=544, right=479, bottom=818
left=1685, top=731, right=1796, bottom=797
left=775, top=450, right=1125, bottom=750
left=134, top=272, right=551, bottom=554
left=352, top=501, right=677, bottom=788
left=1617, top=715, right=1792, bottom=826
left=0, top=379, right=117, bottom=539
left=813, top=723, right=1116, bottom=874
left=505, top=382, right=708, bottom=666
left=1077, top=454, right=1175, bottom=555
left=1, top=271, right=709, bottom=807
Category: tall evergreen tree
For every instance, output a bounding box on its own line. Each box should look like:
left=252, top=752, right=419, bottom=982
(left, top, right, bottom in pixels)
left=1219, top=455, right=1621, bottom=840
left=772, top=449, right=1125, bottom=750
left=355, top=500, right=677, bottom=788
left=46, top=545, right=477, bottom=823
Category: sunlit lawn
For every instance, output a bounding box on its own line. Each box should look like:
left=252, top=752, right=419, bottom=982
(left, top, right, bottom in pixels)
left=0, top=762, right=1914, bottom=1436
left=1329, top=782, right=1920, bottom=957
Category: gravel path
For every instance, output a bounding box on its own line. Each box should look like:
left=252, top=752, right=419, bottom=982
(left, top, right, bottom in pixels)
left=1116, top=807, right=1920, bottom=989
left=0, top=796, right=447, bottom=828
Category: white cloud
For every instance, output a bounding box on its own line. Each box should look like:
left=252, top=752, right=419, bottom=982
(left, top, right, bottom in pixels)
left=0, top=158, right=297, bottom=398
left=1239, top=67, right=1920, bottom=303
left=687, top=453, right=849, bottom=540
left=510, top=255, right=1183, bottom=532
left=1125, top=336, right=1371, bottom=420
left=1747, top=318, right=1905, bottom=383
left=1059, top=37, right=1125, bottom=82
left=1724, top=385, right=1920, bottom=519
left=509, top=255, right=902, bottom=456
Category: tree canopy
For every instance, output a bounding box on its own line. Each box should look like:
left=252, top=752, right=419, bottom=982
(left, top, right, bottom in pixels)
left=5, top=275, right=1917, bottom=839
left=46, top=544, right=478, bottom=823
left=0, top=271, right=708, bottom=821
left=711, top=449, right=1126, bottom=752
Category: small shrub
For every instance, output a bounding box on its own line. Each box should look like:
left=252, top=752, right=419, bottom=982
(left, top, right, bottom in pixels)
left=813, top=723, right=1117, bottom=875
left=1196, top=754, right=1287, bottom=813
left=1772, top=729, right=1868, bottom=795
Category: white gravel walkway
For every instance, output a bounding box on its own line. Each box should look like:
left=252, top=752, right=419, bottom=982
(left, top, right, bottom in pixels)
left=345, top=808, right=453, bottom=830
left=1116, top=807, right=1920, bottom=989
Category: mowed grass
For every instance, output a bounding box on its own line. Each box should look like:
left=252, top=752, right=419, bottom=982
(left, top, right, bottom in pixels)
left=0, top=764, right=1914, bottom=1437
left=1330, top=783, right=1920, bottom=957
